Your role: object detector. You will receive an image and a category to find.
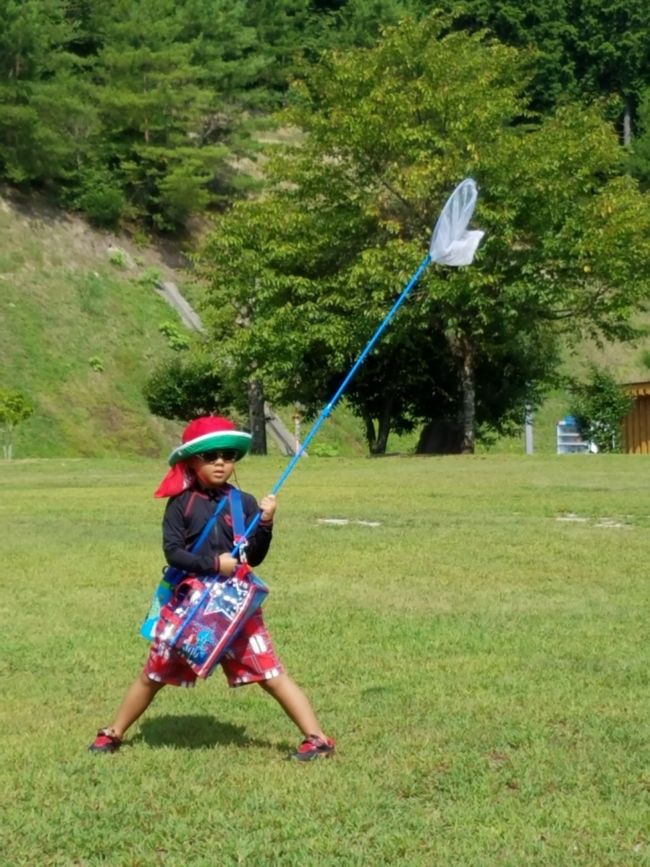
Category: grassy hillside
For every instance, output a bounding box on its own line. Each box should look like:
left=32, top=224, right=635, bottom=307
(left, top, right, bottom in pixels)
left=0, top=191, right=189, bottom=458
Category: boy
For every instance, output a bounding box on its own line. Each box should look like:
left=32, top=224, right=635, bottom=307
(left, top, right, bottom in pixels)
left=89, top=415, right=334, bottom=761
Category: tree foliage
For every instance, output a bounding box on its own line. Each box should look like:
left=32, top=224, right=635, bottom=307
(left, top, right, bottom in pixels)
left=0, top=0, right=97, bottom=184
left=144, top=352, right=245, bottom=422
left=2, top=0, right=649, bottom=229
left=630, top=88, right=650, bottom=190
left=439, top=0, right=650, bottom=133
left=0, top=0, right=335, bottom=228
left=0, top=388, right=33, bottom=459
left=199, top=14, right=650, bottom=453
left=569, top=366, right=634, bottom=453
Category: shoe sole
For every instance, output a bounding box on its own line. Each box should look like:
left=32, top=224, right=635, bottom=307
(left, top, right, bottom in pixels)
left=290, top=750, right=335, bottom=762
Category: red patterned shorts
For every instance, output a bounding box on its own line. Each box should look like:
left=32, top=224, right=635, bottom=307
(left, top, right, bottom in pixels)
left=144, top=611, right=283, bottom=688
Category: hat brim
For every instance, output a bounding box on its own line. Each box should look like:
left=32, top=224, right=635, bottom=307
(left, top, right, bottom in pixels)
left=168, top=430, right=252, bottom=466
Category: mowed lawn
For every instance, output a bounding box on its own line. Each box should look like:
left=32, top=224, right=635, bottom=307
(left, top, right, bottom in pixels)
left=1, top=454, right=649, bottom=866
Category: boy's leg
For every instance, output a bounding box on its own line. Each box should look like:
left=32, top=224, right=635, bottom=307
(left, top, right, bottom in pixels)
left=93, top=640, right=197, bottom=750
left=259, top=673, right=327, bottom=740
left=221, top=613, right=334, bottom=757
left=108, top=672, right=166, bottom=739
left=90, top=672, right=165, bottom=752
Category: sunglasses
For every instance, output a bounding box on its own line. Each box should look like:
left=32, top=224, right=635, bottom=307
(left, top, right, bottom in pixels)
left=197, top=449, right=239, bottom=463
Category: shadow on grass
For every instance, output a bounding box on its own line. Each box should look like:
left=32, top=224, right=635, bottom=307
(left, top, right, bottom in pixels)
left=134, top=714, right=290, bottom=754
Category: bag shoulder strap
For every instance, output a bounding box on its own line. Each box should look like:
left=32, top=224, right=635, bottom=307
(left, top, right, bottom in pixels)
left=228, top=486, right=246, bottom=542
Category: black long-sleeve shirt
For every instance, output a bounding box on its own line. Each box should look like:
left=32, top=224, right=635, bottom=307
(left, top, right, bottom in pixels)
left=162, top=483, right=273, bottom=576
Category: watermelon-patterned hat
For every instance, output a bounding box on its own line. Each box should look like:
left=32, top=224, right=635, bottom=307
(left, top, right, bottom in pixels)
left=167, top=416, right=252, bottom=466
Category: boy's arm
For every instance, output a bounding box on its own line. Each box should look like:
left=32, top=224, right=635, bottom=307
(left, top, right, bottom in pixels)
left=241, top=493, right=275, bottom=567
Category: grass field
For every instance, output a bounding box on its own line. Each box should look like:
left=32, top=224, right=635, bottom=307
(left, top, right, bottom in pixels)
left=2, top=454, right=650, bottom=865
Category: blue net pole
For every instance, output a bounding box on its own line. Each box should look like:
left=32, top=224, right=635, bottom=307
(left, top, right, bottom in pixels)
left=234, top=252, right=432, bottom=550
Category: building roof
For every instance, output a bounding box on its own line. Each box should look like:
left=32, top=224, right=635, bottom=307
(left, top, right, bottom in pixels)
left=623, top=381, right=650, bottom=396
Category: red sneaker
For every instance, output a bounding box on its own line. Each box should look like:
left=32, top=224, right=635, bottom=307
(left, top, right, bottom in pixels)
left=89, top=728, right=122, bottom=754
left=290, top=734, right=335, bottom=762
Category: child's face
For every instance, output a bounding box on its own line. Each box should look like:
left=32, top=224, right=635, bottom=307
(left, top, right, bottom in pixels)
left=190, top=449, right=237, bottom=488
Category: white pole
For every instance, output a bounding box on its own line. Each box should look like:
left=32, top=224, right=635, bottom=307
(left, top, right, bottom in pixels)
left=293, top=407, right=302, bottom=455
left=525, top=405, right=534, bottom=455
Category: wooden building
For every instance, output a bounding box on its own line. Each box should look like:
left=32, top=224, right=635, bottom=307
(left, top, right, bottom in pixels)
left=622, top=381, right=650, bottom=454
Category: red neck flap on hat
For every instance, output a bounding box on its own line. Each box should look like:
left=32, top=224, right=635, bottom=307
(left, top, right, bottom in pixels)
left=154, top=462, right=195, bottom=498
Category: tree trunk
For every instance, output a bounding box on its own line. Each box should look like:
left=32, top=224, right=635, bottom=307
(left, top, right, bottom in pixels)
left=362, top=396, right=393, bottom=454
left=622, top=96, right=632, bottom=147
left=373, top=395, right=393, bottom=454
left=362, top=413, right=377, bottom=453
left=459, top=344, right=476, bottom=454
left=445, top=331, right=476, bottom=454
left=247, top=379, right=267, bottom=455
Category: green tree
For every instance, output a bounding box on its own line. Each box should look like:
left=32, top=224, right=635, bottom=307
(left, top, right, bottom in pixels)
left=440, top=0, right=650, bottom=139
left=242, top=0, right=316, bottom=96
left=569, top=366, right=634, bottom=453
left=199, top=15, right=650, bottom=453
left=144, top=353, right=243, bottom=421
left=569, top=0, right=650, bottom=142
left=0, top=0, right=314, bottom=226
left=318, top=0, right=426, bottom=50
left=439, top=0, right=577, bottom=110
left=0, top=388, right=34, bottom=459
left=630, top=88, right=650, bottom=190
left=0, top=0, right=99, bottom=184
left=91, top=0, right=223, bottom=229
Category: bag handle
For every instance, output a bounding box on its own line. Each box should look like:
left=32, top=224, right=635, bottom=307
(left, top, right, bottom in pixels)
left=228, top=487, right=247, bottom=562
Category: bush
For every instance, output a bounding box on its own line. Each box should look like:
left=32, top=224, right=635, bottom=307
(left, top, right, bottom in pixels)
left=158, top=321, right=191, bottom=352
left=107, top=249, right=128, bottom=268
left=155, top=164, right=211, bottom=231
left=136, top=267, right=163, bottom=289
left=310, top=443, right=340, bottom=457
left=76, top=174, right=126, bottom=227
left=569, top=367, right=634, bottom=453
left=0, top=388, right=34, bottom=459
left=144, top=355, right=237, bottom=420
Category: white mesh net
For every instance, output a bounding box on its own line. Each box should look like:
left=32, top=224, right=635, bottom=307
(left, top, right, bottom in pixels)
left=429, top=178, right=484, bottom=266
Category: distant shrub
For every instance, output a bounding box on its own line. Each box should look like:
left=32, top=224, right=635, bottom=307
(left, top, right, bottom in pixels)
left=144, top=355, right=236, bottom=419
left=137, top=267, right=163, bottom=289
left=158, top=321, right=190, bottom=351
left=107, top=249, right=128, bottom=268
left=131, top=229, right=151, bottom=249
left=641, top=349, right=650, bottom=371
left=77, top=178, right=126, bottom=227
left=569, top=366, right=634, bottom=453
left=154, top=164, right=211, bottom=231
left=0, top=388, right=34, bottom=459
left=310, top=443, right=340, bottom=457
left=88, top=356, right=104, bottom=372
